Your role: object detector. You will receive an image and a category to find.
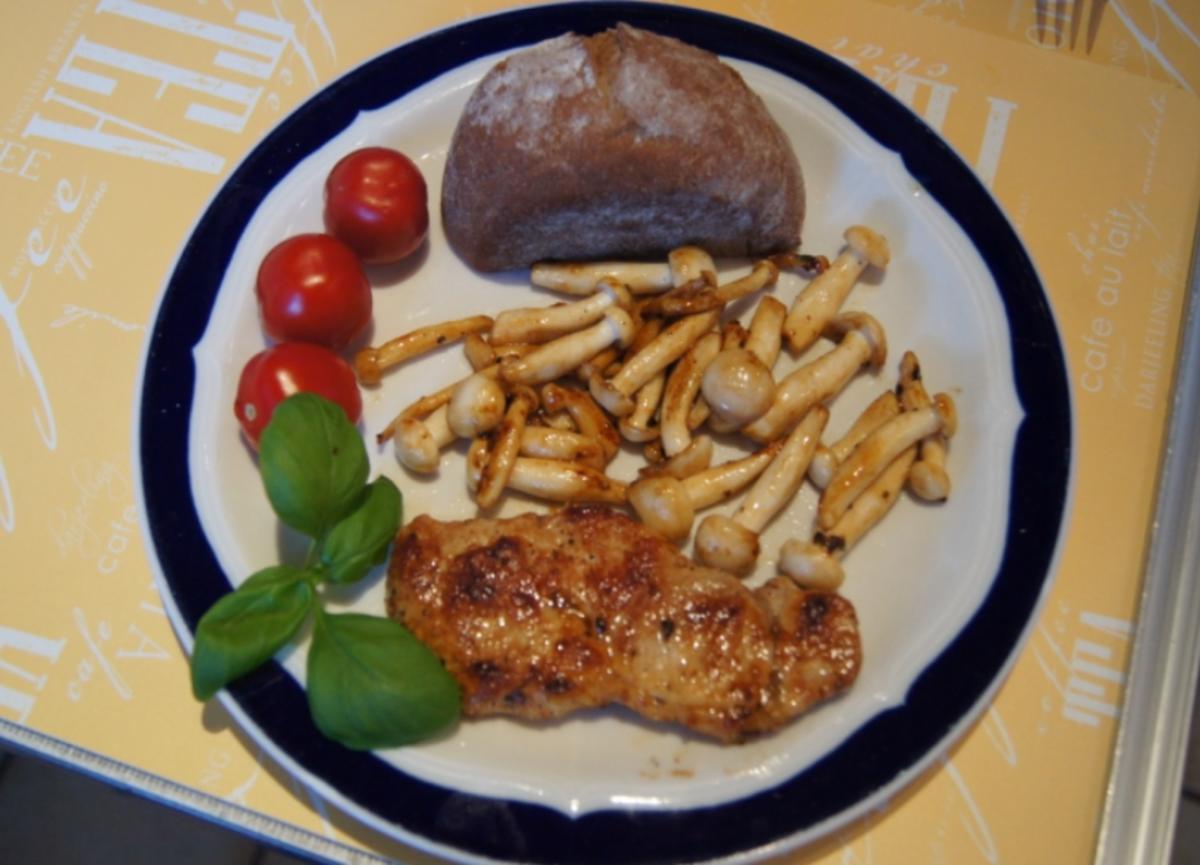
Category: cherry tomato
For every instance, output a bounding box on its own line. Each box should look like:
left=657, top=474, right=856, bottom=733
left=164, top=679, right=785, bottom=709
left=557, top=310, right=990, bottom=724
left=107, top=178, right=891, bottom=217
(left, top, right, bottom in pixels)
left=256, top=233, right=371, bottom=350
left=324, top=147, right=429, bottom=265
left=234, top=342, right=362, bottom=445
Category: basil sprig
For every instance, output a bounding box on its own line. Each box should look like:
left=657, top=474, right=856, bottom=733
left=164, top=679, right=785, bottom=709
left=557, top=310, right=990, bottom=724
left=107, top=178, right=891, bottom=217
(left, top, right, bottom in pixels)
left=189, top=393, right=460, bottom=749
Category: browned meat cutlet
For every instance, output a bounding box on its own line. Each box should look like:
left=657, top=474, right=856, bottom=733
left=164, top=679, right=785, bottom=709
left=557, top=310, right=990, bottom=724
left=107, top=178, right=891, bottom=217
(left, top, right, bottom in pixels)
left=387, top=505, right=860, bottom=742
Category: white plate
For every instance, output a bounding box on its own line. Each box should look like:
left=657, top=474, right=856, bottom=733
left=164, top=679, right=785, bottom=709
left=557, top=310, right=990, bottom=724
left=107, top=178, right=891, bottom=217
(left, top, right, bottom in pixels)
left=136, top=5, right=1072, bottom=863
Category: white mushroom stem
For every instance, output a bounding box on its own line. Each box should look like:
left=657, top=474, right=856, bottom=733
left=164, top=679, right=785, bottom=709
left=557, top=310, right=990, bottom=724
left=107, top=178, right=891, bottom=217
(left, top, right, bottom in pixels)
left=355, top=314, right=494, bottom=385
left=745, top=296, right=787, bottom=367
left=500, top=308, right=636, bottom=386
left=627, top=440, right=783, bottom=542
left=817, top=393, right=956, bottom=530
left=779, top=445, right=917, bottom=590
left=694, top=406, right=829, bottom=576
left=531, top=261, right=674, bottom=296
left=490, top=279, right=632, bottom=345
left=520, top=425, right=607, bottom=470
left=660, top=332, right=721, bottom=456
left=447, top=369, right=507, bottom=439
left=474, top=387, right=537, bottom=509
left=590, top=311, right=719, bottom=416
left=809, top=391, right=901, bottom=489
left=619, top=372, right=665, bottom=443
left=395, top=403, right=455, bottom=474
left=898, top=350, right=952, bottom=501
left=701, top=347, right=777, bottom=433
left=744, top=312, right=888, bottom=442
left=783, top=226, right=890, bottom=353
left=540, top=382, right=621, bottom=463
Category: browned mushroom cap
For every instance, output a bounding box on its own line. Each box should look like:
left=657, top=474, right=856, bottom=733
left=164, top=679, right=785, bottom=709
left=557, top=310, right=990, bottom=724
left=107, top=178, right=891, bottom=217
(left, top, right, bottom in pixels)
left=447, top=369, right=507, bottom=439
left=500, top=308, right=636, bottom=386
left=743, top=312, right=888, bottom=442
left=627, top=439, right=783, bottom=541
left=531, top=261, right=674, bottom=296
left=898, top=350, right=952, bottom=501
left=355, top=314, right=494, bottom=385
left=700, top=347, right=776, bottom=433
left=693, top=406, right=828, bottom=576
left=779, top=444, right=916, bottom=589
left=817, top=394, right=955, bottom=530
left=394, top=403, right=455, bottom=474
left=490, top=279, right=632, bottom=345
left=782, top=225, right=889, bottom=354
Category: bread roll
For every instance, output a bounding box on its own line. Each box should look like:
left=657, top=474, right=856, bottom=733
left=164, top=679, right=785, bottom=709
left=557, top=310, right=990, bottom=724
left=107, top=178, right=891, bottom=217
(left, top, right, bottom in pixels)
left=442, top=24, right=805, bottom=272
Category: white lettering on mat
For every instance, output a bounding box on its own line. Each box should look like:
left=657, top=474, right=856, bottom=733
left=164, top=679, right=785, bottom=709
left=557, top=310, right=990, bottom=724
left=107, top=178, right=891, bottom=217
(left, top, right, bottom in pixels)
left=22, top=0, right=335, bottom=173
left=0, top=625, right=66, bottom=723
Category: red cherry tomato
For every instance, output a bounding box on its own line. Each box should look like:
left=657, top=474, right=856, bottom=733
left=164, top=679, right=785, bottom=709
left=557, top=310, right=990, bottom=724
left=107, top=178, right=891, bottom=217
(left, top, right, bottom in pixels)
left=324, top=147, right=429, bottom=265
left=234, top=342, right=362, bottom=445
left=256, top=233, right=371, bottom=350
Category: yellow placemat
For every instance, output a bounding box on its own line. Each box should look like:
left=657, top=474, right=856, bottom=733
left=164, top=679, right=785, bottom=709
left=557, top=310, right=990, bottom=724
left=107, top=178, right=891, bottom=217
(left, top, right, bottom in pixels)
left=1, top=2, right=1197, bottom=863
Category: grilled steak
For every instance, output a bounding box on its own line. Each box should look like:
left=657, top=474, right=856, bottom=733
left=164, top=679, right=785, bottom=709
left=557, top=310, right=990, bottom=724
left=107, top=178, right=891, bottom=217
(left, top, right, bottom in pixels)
left=387, top=505, right=859, bottom=742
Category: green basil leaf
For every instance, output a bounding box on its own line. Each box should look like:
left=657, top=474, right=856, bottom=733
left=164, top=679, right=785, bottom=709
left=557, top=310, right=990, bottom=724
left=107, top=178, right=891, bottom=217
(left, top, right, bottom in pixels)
left=190, top=565, right=315, bottom=700
left=259, top=393, right=368, bottom=539
left=306, top=611, right=460, bottom=749
left=319, top=477, right=403, bottom=585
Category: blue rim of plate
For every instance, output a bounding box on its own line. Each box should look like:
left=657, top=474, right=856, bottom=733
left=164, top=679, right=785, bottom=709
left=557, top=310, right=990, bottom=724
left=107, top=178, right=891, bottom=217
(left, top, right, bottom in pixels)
left=139, top=3, right=1072, bottom=863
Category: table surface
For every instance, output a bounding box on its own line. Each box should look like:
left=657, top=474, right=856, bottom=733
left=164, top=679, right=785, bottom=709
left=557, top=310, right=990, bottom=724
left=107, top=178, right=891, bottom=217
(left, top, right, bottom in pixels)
left=1, top=2, right=1199, bottom=864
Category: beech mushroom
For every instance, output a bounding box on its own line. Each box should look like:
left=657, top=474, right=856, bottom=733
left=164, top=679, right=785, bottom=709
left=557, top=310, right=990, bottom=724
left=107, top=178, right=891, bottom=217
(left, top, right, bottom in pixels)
left=473, top=386, right=538, bottom=508
left=745, top=295, right=787, bottom=367
left=898, top=350, right=952, bottom=501
left=589, top=311, right=719, bottom=416
left=619, top=372, right=666, bottom=443
left=744, top=312, right=888, bottom=442
left=394, top=402, right=455, bottom=474
left=446, top=369, right=507, bottom=439
left=817, top=393, right=956, bottom=530
left=467, top=440, right=627, bottom=504
left=540, top=382, right=621, bottom=463
left=783, top=226, right=889, bottom=353
left=355, top=314, right=493, bottom=385
left=490, top=278, right=632, bottom=345
left=779, top=445, right=917, bottom=589
left=638, top=435, right=715, bottom=480
left=500, top=308, right=636, bottom=386
left=700, top=347, right=776, bottom=432
left=693, top=406, right=829, bottom=576
left=660, top=331, right=721, bottom=456
left=642, top=259, right=779, bottom=318
left=809, top=391, right=901, bottom=489
left=519, top=425, right=607, bottom=470
left=531, top=260, right=674, bottom=296
left=627, top=440, right=784, bottom=542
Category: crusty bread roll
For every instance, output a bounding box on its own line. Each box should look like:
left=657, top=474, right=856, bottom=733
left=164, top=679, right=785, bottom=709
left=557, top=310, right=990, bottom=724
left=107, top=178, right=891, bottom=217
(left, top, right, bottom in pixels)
left=442, top=24, right=805, bottom=272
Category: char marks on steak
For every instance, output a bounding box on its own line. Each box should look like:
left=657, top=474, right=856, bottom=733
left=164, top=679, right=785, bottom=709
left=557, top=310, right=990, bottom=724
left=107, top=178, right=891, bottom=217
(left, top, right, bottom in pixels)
left=387, top=506, right=859, bottom=742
